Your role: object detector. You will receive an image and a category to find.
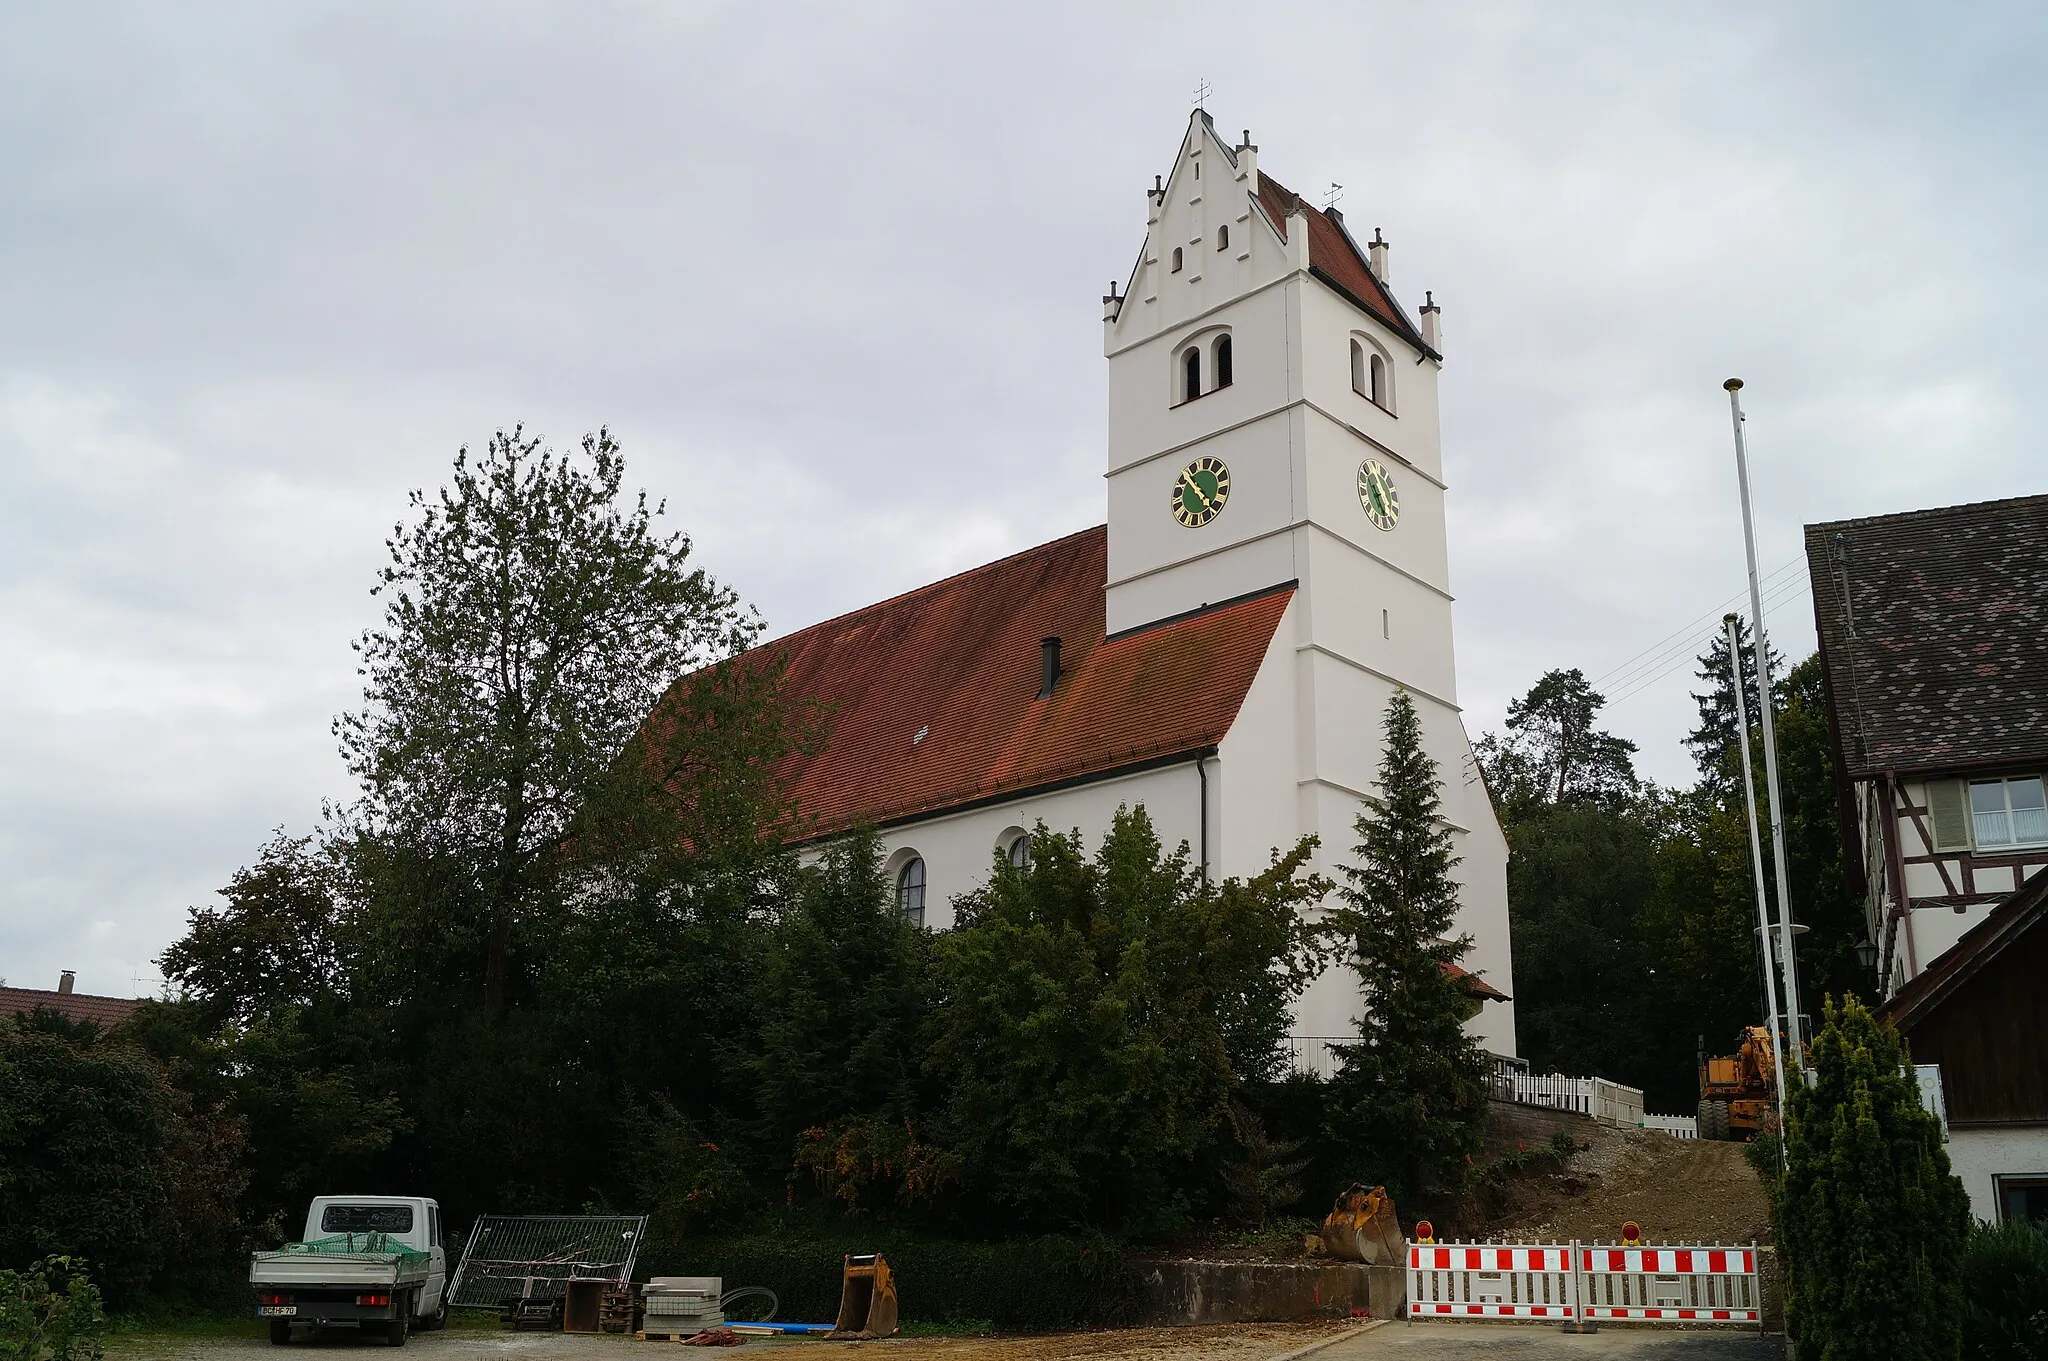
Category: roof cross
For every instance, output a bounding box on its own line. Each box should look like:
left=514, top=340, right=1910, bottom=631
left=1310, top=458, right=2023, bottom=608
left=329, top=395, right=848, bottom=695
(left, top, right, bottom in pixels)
left=1192, top=78, right=1212, bottom=110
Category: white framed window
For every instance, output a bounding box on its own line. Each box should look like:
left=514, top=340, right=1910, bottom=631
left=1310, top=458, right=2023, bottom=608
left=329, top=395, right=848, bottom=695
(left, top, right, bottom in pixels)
left=1181, top=346, right=1202, bottom=402
left=1212, top=333, right=1232, bottom=389
left=1007, top=836, right=1030, bottom=870
left=1970, top=775, right=2047, bottom=849
left=895, top=855, right=927, bottom=927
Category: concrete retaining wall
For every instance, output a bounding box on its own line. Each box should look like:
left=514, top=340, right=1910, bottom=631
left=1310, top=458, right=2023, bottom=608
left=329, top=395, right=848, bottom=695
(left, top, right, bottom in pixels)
left=1135, top=1259, right=1403, bottom=1325
left=1481, top=1096, right=1597, bottom=1162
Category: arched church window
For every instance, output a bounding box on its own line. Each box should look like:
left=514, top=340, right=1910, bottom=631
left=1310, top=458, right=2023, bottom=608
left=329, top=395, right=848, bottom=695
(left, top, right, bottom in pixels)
left=1350, top=339, right=1367, bottom=395
left=1370, top=353, right=1388, bottom=408
left=1214, top=334, right=1233, bottom=389
left=1171, top=246, right=1184, bottom=273
left=1182, top=346, right=1202, bottom=401
left=1352, top=337, right=1394, bottom=413
left=896, top=856, right=926, bottom=927
left=1006, top=835, right=1030, bottom=870
left=1216, top=224, right=1229, bottom=251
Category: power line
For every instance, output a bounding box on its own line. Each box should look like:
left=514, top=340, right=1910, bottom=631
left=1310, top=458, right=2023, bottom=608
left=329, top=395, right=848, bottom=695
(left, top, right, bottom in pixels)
left=1591, top=558, right=1802, bottom=695
left=1604, top=572, right=1812, bottom=709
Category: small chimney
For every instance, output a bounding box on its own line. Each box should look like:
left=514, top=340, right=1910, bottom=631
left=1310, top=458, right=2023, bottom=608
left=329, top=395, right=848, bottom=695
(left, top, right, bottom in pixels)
left=1235, top=131, right=1257, bottom=184
left=1102, top=280, right=1122, bottom=323
left=58, top=970, right=75, bottom=995
left=1369, top=228, right=1389, bottom=282
left=1420, top=290, right=1442, bottom=352
left=1038, top=637, right=1061, bottom=699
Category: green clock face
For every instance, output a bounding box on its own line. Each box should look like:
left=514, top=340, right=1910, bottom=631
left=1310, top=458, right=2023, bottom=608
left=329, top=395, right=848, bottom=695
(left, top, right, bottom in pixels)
left=1358, top=459, right=1400, bottom=531
left=1172, top=456, right=1231, bottom=528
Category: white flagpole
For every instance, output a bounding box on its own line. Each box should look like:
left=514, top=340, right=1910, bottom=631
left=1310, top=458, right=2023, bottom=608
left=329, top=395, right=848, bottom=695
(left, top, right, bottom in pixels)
left=1725, top=378, right=1806, bottom=1070
left=1727, top=613, right=1791, bottom=1120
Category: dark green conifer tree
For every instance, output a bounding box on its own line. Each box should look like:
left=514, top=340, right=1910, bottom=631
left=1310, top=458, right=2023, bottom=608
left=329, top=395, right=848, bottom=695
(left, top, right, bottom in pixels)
left=1778, top=995, right=1971, bottom=1360
left=1329, top=689, right=1489, bottom=1199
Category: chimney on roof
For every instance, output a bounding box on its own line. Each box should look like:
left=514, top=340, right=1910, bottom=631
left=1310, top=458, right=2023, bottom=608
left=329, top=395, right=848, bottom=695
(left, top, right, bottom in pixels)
left=1102, top=280, right=1122, bottom=324
left=58, top=970, right=75, bottom=995
left=1369, top=228, right=1389, bottom=282
left=1420, top=291, right=1442, bottom=353
left=1235, top=130, right=1257, bottom=185
left=1039, top=637, right=1061, bottom=699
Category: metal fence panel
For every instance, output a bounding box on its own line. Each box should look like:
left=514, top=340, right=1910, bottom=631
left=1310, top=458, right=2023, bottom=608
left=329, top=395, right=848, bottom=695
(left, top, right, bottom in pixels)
left=447, top=1215, right=648, bottom=1309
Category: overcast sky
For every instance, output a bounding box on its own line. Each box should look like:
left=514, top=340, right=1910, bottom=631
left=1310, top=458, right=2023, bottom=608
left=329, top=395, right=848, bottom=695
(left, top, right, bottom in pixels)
left=4, top=2, right=2042, bottom=996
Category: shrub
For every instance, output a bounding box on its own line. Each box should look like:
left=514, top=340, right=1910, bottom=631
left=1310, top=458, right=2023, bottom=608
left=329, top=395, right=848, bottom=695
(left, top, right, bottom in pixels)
left=0, top=1256, right=106, bottom=1361
left=1775, top=995, right=1971, bottom=1361
left=1961, top=1216, right=2048, bottom=1361
left=0, top=1014, right=245, bottom=1305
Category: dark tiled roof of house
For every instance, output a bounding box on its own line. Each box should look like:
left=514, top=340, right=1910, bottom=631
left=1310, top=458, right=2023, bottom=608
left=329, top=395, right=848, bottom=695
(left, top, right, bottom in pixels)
left=727, top=525, right=1292, bottom=840
left=1, top=986, right=141, bottom=1029
left=1879, top=865, right=2048, bottom=1032
left=1255, top=172, right=1431, bottom=353
left=1805, top=494, right=2048, bottom=777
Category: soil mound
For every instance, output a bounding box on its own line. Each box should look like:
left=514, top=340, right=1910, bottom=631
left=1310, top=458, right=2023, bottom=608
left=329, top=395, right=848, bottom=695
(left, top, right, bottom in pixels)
left=1473, top=1125, right=1772, bottom=1247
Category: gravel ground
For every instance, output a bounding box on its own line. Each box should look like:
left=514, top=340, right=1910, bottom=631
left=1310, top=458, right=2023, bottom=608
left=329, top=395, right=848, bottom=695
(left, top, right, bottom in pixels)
left=104, top=1320, right=1359, bottom=1360
left=1335, top=1323, right=1784, bottom=1359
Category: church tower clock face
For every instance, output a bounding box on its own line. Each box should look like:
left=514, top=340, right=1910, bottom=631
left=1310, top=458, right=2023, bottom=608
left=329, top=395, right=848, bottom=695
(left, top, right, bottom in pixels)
left=1171, top=456, right=1231, bottom=528
left=1358, top=459, right=1400, bottom=532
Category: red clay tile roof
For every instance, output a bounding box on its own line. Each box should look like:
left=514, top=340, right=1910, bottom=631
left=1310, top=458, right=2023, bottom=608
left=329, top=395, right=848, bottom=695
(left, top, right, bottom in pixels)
left=736, top=525, right=1292, bottom=839
left=1, top=986, right=142, bottom=1029
left=1255, top=172, right=1431, bottom=353
left=1443, top=960, right=1511, bottom=1003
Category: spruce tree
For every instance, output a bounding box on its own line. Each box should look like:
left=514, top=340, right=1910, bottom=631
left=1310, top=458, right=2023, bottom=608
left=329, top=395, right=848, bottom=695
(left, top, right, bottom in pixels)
left=1329, top=688, right=1489, bottom=1199
left=1778, top=995, right=1971, bottom=1361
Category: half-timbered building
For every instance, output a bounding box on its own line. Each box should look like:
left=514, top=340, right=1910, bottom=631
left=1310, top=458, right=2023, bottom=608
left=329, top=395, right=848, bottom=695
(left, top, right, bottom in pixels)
left=1804, top=493, right=2048, bottom=994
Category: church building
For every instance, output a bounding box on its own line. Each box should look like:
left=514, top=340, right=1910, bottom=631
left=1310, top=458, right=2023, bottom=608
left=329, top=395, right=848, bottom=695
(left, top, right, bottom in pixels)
left=740, top=111, right=1515, bottom=1056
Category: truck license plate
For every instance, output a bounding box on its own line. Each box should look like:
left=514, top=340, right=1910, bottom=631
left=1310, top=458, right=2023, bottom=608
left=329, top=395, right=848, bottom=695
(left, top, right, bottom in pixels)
left=258, top=1307, right=298, bottom=1317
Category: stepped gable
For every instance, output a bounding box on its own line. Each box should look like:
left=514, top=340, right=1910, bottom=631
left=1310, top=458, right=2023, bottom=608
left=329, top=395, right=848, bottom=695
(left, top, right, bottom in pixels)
left=1254, top=171, right=1431, bottom=352
left=737, top=525, right=1293, bottom=839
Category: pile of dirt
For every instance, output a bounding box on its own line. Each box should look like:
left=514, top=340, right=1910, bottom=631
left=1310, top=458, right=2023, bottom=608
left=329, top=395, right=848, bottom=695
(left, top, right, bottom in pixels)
left=1472, top=1125, right=1773, bottom=1247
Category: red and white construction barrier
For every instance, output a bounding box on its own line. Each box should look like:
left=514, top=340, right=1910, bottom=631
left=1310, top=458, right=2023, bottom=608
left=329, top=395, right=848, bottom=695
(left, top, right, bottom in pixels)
left=1406, top=1240, right=1760, bottom=1327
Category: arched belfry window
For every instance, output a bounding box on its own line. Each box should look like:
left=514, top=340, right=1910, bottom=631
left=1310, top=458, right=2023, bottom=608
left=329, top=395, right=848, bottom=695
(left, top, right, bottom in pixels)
left=896, top=856, right=926, bottom=927
left=1351, top=336, right=1394, bottom=413
left=1007, top=835, right=1030, bottom=870
left=1217, top=224, right=1229, bottom=251
left=1214, top=334, right=1233, bottom=389
left=1171, top=246, right=1184, bottom=272
left=1182, top=346, right=1202, bottom=402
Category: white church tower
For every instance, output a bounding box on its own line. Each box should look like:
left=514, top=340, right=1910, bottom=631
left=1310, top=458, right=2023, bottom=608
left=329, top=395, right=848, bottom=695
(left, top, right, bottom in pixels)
left=1101, top=110, right=1514, bottom=1050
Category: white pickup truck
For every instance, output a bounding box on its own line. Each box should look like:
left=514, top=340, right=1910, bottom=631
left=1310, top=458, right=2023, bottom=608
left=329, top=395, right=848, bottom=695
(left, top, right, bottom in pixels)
left=250, top=1196, right=449, bottom=1346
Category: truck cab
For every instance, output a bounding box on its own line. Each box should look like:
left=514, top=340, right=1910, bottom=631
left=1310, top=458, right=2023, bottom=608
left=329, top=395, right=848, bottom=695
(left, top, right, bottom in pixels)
left=252, top=1196, right=448, bottom=1346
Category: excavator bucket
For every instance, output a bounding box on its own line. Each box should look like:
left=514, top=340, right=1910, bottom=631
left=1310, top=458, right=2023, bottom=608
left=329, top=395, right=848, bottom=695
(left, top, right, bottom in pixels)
left=1320, top=1184, right=1405, bottom=1265
left=825, top=1253, right=898, bottom=1340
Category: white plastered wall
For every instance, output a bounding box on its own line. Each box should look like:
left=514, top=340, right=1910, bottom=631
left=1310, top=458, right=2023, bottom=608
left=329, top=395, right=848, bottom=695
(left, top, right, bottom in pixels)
left=1945, top=1125, right=2048, bottom=1223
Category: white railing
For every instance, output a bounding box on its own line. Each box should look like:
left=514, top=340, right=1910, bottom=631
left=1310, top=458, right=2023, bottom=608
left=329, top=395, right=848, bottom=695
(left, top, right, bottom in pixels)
left=1408, top=1240, right=1759, bottom=1326
left=1486, top=1070, right=1645, bottom=1129
left=1640, top=1113, right=1699, bottom=1139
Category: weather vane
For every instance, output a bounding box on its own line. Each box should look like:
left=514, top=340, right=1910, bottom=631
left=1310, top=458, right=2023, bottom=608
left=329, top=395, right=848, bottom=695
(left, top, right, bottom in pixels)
left=1322, top=182, right=1344, bottom=210
left=1192, top=78, right=1212, bottom=110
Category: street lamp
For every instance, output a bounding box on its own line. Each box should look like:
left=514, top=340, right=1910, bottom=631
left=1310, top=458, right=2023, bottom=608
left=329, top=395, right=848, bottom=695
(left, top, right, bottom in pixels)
left=1854, top=937, right=1880, bottom=973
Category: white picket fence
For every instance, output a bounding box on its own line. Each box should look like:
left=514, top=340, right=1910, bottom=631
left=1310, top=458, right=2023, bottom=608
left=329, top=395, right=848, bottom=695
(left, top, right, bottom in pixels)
left=1640, top=1112, right=1700, bottom=1139
left=1488, top=1066, right=1645, bottom=1130
left=1407, top=1239, right=1760, bottom=1326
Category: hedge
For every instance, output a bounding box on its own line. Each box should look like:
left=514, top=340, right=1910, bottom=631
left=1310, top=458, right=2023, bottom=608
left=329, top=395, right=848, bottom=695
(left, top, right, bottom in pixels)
left=638, top=1221, right=1141, bottom=1332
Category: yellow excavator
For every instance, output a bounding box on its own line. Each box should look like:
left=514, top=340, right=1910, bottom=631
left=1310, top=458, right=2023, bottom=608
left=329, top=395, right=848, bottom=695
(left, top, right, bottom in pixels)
left=1696, top=1026, right=1779, bottom=1141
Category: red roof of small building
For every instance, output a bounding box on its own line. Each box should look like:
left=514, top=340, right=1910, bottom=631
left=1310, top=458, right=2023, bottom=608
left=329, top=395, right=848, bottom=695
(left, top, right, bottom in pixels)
left=738, top=526, right=1292, bottom=840
left=1444, top=959, right=1511, bottom=1003
left=1, top=986, right=142, bottom=1029
left=1255, top=172, right=1431, bottom=353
